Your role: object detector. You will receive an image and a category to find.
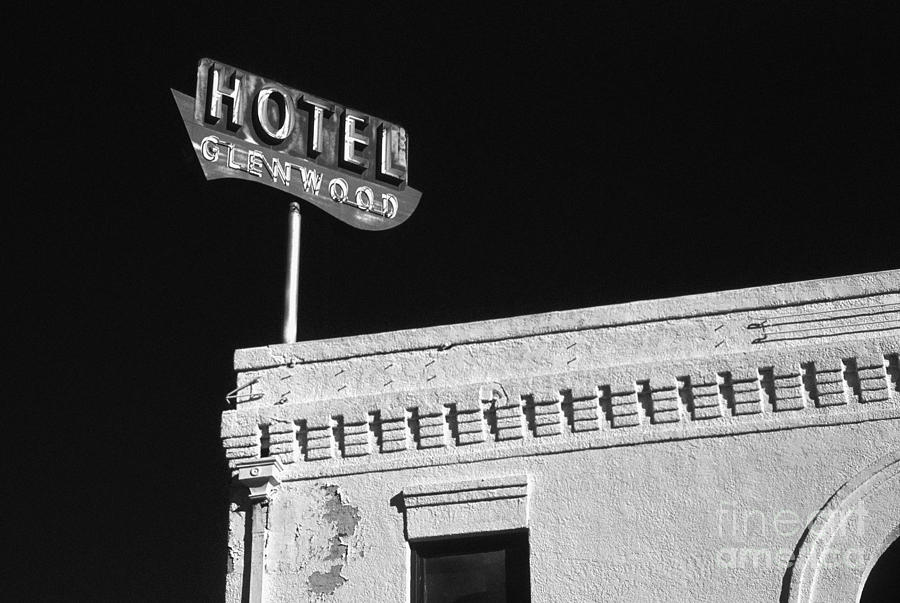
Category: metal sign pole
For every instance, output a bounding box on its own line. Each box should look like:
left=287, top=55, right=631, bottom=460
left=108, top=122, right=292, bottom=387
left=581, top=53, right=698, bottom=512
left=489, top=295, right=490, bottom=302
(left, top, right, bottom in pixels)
left=175, top=58, right=423, bottom=342
left=283, top=201, right=301, bottom=343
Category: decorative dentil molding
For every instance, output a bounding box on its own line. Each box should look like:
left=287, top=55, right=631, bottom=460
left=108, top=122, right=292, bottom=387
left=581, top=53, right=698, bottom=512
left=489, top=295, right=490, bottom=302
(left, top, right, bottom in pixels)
left=221, top=347, right=900, bottom=479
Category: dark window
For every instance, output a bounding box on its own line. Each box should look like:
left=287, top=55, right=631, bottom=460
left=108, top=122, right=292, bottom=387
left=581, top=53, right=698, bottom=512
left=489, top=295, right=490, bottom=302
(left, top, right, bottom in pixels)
left=410, top=531, right=530, bottom=603
left=860, top=535, right=900, bottom=602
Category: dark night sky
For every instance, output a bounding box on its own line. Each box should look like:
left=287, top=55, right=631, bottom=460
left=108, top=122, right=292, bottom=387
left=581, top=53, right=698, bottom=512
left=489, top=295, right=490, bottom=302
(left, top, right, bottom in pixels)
left=18, top=3, right=899, bottom=601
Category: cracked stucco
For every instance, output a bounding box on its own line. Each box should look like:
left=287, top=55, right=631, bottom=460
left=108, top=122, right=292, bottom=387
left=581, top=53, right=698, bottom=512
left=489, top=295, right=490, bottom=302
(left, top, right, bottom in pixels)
left=260, top=482, right=361, bottom=600
left=307, top=485, right=360, bottom=594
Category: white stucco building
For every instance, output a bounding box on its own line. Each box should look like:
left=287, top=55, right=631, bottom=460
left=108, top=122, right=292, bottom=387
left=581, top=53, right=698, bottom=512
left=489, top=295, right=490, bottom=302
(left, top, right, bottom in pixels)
left=220, top=269, right=899, bottom=602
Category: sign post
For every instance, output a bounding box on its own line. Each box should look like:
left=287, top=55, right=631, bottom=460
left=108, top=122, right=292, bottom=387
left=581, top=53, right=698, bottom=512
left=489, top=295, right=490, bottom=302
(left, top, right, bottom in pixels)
left=173, top=58, right=422, bottom=342
left=283, top=202, right=301, bottom=343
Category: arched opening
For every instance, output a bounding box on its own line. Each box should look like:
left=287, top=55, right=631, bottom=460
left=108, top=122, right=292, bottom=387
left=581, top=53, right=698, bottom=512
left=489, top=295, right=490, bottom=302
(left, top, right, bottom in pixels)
left=784, top=451, right=900, bottom=603
left=860, top=535, right=900, bottom=602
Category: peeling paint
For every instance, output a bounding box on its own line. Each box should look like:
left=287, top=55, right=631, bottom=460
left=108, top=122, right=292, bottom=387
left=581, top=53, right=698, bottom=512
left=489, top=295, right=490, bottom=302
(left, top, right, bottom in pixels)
left=308, top=564, right=348, bottom=594
left=307, top=485, right=360, bottom=595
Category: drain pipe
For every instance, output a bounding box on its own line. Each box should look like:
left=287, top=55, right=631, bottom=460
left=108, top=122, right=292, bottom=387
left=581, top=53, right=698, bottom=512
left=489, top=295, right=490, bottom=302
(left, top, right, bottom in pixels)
left=233, top=457, right=283, bottom=603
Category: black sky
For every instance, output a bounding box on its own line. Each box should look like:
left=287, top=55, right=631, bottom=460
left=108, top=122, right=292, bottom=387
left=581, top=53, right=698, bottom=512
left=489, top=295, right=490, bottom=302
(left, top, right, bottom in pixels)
left=19, top=4, right=900, bottom=601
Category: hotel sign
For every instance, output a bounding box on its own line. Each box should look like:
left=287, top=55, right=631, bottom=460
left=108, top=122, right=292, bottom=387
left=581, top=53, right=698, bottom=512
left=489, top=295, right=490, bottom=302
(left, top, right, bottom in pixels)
left=172, top=58, right=421, bottom=230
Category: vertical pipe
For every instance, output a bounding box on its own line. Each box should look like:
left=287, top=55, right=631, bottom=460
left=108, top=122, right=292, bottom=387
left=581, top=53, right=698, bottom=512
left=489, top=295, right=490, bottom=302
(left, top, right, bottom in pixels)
left=248, top=501, right=268, bottom=603
left=283, top=202, right=301, bottom=343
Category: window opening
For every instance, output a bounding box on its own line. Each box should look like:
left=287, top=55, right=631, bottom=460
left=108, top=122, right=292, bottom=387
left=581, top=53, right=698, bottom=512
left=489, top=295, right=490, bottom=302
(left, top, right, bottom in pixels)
left=410, top=531, right=530, bottom=603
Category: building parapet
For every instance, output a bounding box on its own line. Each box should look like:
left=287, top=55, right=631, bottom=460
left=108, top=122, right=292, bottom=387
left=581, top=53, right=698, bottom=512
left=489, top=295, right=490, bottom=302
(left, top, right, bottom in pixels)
left=222, top=342, right=899, bottom=481
left=222, top=270, right=899, bottom=480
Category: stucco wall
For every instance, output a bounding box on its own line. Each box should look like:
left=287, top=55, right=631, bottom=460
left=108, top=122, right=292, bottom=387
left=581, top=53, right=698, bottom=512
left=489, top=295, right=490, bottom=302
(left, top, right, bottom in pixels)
left=221, top=270, right=900, bottom=601
left=247, top=419, right=899, bottom=602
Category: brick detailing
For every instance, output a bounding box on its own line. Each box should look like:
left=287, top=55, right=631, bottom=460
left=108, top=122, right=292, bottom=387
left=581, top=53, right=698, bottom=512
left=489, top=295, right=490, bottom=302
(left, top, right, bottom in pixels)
left=851, top=355, right=891, bottom=404
left=807, top=359, right=846, bottom=407
left=336, top=411, right=371, bottom=458
left=760, top=365, right=805, bottom=411
left=449, top=401, right=486, bottom=446
left=565, top=386, right=601, bottom=432
left=267, top=420, right=297, bottom=464
left=680, top=373, right=723, bottom=420
left=375, top=407, right=409, bottom=453
left=299, top=416, right=335, bottom=461
left=525, top=391, right=564, bottom=437
left=482, top=386, right=525, bottom=441
left=222, top=350, right=897, bottom=467
left=608, top=378, right=641, bottom=428
left=221, top=412, right=258, bottom=464
left=223, top=434, right=258, bottom=462
left=411, top=405, right=447, bottom=449
left=724, top=368, right=763, bottom=415
left=641, top=379, right=681, bottom=424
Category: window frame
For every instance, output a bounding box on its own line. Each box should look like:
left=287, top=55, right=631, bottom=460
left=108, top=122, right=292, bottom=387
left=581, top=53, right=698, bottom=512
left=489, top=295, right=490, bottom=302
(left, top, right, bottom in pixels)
left=409, top=529, right=531, bottom=603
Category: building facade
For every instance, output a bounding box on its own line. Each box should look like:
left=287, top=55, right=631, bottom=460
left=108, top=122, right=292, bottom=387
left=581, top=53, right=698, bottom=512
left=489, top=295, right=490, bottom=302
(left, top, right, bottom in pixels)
left=220, top=270, right=899, bottom=602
